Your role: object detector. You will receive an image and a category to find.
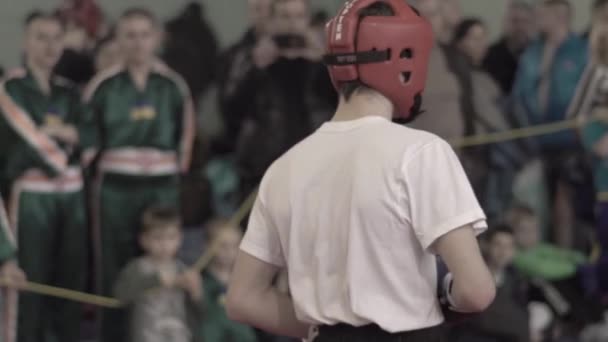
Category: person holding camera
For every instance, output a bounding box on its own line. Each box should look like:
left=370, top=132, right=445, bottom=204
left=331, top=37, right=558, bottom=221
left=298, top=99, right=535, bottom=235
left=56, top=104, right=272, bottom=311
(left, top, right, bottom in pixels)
left=216, top=0, right=337, bottom=205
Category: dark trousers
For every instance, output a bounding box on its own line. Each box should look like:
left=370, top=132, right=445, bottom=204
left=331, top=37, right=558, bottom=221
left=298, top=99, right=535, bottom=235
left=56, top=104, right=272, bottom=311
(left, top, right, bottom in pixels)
left=596, top=202, right=608, bottom=293
left=580, top=202, right=608, bottom=304
left=314, top=324, right=444, bottom=342
left=96, top=174, right=179, bottom=342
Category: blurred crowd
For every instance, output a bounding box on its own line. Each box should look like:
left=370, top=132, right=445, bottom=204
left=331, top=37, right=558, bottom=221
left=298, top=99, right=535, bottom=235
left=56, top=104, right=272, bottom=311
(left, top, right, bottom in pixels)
left=2, top=0, right=608, bottom=341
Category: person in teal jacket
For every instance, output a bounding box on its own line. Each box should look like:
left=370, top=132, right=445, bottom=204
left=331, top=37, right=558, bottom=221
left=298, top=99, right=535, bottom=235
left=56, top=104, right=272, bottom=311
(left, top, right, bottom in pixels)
left=511, top=0, right=589, bottom=247
left=511, top=1, right=588, bottom=152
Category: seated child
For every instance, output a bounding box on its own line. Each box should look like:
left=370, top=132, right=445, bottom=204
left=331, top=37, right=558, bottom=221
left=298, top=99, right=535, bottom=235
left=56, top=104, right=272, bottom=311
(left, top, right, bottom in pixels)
left=507, top=205, right=604, bottom=327
left=451, top=225, right=530, bottom=342
left=200, top=219, right=257, bottom=342
left=508, top=205, right=586, bottom=282
left=114, top=206, right=204, bottom=342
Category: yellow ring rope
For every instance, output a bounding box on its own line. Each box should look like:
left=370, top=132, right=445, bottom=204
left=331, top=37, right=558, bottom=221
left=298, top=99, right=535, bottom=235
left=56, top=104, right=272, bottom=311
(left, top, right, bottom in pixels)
left=1, top=111, right=606, bottom=307
left=0, top=188, right=259, bottom=308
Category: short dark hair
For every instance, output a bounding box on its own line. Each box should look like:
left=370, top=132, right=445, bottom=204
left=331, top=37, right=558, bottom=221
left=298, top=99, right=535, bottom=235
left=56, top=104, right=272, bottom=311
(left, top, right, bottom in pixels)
left=141, top=205, right=181, bottom=234
left=24, top=11, right=65, bottom=30
left=311, top=9, right=329, bottom=27
left=93, top=29, right=116, bottom=57
left=119, top=7, right=158, bottom=26
left=338, top=2, right=396, bottom=101
left=595, top=0, right=608, bottom=9
left=511, top=0, right=533, bottom=12
left=452, top=18, right=485, bottom=46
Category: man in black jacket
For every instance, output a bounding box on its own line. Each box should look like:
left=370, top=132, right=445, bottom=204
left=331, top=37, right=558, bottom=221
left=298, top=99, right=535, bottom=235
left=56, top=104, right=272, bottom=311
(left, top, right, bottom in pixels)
left=163, top=2, right=219, bottom=105
left=216, top=0, right=336, bottom=203
left=482, top=1, right=534, bottom=94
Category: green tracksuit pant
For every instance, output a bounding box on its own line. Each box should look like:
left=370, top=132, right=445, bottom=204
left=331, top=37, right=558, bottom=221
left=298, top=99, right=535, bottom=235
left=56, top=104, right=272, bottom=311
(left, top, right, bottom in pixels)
left=6, top=170, right=86, bottom=342
left=94, top=173, right=179, bottom=342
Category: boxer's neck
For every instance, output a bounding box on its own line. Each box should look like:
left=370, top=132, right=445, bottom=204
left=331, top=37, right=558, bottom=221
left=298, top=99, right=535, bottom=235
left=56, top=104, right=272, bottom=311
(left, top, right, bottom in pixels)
left=332, top=90, right=393, bottom=122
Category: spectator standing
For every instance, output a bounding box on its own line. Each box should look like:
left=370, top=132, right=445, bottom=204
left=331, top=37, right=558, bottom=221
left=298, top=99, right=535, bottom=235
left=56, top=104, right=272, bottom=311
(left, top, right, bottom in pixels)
left=430, top=0, right=470, bottom=141
left=408, top=0, right=466, bottom=142
left=216, top=0, right=336, bottom=204
left=208, top=0, right=274, bottom=215
left=439, top=0, right=462, bottom=43
left=483, top=1, right=535, bottom=94
left=583, top=0, right=608, bottom=39
left=215, top=0, right=273, bottom=149
left=453, top=18, right=527, bottom=222
left=54, top=0, right=104, bottom=85
left=414, top=0, right=461, bottom=45
left=594, top=0, right=608, bottom=27
left=57, top=0, right=104, bottom=41
left=511, top=0, right=588, bottom=248
left=93, top=32, right=122, bottom=73
left=445, top=17, right=486, bottom=205
left=162, top=2, right=219, bottom=105
left=0, top=12, right=87, bottom=342
left=163, top=3, right=217, bottom=228
left=81, top=8, right=195, bottom=342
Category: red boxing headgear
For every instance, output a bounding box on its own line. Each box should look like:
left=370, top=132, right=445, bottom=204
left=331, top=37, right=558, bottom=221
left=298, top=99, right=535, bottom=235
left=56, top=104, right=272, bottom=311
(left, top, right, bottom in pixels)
left=324, top=0, right=434, bottom=122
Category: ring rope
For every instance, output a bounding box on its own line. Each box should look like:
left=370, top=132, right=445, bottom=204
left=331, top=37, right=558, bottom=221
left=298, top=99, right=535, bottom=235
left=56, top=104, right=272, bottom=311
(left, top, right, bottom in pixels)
left=1, top=112, right=605, bottom=306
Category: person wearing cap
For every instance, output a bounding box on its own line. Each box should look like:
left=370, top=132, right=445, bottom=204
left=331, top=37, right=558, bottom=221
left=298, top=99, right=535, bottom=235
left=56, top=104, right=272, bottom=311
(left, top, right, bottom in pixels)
left=225, top=1, right=496, bottom=341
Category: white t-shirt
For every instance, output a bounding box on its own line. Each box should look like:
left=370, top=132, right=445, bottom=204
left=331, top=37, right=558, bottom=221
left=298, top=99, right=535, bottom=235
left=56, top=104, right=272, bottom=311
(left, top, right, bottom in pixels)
left=240, top=116, right=487, bottom=333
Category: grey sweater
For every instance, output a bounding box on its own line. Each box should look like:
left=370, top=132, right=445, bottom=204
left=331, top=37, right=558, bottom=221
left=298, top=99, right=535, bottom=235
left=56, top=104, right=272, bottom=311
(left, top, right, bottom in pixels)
left=114, top=257, right=204, bottom=342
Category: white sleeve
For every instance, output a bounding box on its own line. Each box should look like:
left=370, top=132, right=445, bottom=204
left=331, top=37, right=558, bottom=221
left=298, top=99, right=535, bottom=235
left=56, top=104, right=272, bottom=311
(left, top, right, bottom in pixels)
left=403, top=139, right=487, bottom=251
left=240, top=193, right=286, bottom=267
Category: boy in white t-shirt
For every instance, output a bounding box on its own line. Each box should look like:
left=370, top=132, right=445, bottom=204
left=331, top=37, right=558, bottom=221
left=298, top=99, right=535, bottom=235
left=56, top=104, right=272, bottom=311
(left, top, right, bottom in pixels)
left=225, top=1, right=496, bottom=341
